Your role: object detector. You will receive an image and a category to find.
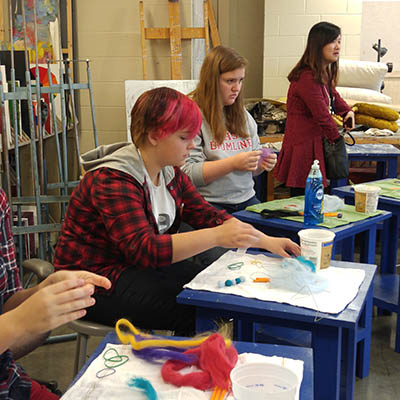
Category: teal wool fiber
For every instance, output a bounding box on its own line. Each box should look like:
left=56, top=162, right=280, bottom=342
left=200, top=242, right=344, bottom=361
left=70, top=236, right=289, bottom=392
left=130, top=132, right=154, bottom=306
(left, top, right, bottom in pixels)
left=128, top=377, right=158, bottom=400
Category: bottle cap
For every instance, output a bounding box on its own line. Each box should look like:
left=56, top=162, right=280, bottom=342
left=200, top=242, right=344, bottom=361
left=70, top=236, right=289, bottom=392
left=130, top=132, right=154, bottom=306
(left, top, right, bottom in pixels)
left=311, top=160, right=320, bottom=170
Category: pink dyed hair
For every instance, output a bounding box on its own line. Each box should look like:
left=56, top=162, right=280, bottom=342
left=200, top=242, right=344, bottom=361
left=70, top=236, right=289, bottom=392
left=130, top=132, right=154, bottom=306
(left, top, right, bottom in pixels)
left=130, top=87, right=202, bottom=146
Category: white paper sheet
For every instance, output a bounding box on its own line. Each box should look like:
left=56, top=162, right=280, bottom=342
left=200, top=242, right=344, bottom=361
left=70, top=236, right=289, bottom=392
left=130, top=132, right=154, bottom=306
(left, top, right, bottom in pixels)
left=184, top=251, right=365, bottom=314
left=61, top=344, right=304, bottom=400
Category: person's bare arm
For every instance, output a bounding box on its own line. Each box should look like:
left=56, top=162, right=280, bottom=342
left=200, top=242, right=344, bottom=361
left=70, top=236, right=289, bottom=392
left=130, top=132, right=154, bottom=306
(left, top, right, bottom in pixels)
left=2, top=272, right=110, bottom=359
left=171, top=217, right=301, bottom=262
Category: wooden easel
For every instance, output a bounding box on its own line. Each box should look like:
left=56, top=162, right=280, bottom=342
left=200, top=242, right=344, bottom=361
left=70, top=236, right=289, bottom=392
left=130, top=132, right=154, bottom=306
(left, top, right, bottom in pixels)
left=139, top=0, right=220, bottom=79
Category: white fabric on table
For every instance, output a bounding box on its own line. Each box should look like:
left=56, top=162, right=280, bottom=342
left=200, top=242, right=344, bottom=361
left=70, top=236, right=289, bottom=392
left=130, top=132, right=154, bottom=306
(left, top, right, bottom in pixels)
left=184, top=251, right=365, bottom=314
left=61, top=344, right=303, bottom=400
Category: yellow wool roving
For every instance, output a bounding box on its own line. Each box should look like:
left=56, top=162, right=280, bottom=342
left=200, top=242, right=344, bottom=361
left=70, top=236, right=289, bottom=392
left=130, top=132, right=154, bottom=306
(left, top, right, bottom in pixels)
left=355, top=114, right=398, bottom=132
left=353, top=103, right=399, bottom=122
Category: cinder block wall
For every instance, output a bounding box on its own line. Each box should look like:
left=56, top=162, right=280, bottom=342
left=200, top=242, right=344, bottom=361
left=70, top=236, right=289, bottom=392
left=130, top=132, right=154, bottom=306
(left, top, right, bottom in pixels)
left=263, top=0, right=362, bottom=100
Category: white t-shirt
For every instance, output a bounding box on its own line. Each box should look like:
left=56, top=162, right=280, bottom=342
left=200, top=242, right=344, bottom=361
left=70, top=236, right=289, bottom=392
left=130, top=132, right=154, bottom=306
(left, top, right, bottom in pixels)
left=144, top=168, right=176, bottom=234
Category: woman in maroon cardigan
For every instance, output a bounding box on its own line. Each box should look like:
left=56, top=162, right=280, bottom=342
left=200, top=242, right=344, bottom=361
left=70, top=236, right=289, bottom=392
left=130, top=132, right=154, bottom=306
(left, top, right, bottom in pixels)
left=274, top=22, right=354, bottom=196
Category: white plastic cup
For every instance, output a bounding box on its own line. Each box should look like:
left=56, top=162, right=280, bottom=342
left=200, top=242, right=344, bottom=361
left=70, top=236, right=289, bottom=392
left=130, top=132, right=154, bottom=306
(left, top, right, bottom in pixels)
left=354, top=184, right=381, bottom=214
left=230, top=362, right=298, bottom=400
left=298, top=229, right=336, bottom=270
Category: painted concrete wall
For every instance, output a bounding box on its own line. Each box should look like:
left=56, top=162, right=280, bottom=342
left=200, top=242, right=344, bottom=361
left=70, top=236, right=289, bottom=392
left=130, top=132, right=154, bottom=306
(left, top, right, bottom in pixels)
left=74, top=0, right=193, bottom=152
left=74, top=0, right=265, bottom=151
left=360, top=1, right=400, bottom=70
left=263, top=0, right=363, bottom=100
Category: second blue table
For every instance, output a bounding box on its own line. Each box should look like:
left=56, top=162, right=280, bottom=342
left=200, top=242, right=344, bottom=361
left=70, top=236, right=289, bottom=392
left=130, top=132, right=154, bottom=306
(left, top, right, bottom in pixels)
left=233, top=208, right=391, bottom=265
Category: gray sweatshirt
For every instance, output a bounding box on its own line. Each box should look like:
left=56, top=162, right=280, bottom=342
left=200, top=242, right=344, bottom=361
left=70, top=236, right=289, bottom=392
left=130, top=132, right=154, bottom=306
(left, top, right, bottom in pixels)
left=182, top=110, right=260, bottom=204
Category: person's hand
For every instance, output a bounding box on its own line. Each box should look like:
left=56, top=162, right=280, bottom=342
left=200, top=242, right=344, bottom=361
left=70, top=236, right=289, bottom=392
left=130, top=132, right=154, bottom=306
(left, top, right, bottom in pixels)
left=40, top=270, right=111, bottom=292
left=231, top=150, right=262, bottom=172
left=261, top=236, right=301, bottom=258
left=215, top=218, right=262, bottom=249
left=259, top=152, right=277, bottom=171
left=13, top=278, right=100, bottom=337
left=343, top=111, right=355, bottom=131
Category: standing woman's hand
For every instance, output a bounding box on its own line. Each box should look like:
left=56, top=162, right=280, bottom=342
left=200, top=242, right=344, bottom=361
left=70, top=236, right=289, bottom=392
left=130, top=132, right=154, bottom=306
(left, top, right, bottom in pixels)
left=343, top=110, right=355, bottom=131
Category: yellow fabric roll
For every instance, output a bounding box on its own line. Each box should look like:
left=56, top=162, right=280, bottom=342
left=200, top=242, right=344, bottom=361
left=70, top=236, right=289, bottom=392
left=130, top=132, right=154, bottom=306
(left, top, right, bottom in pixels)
left=354, top=103, right=399, bottom=121
left=355, top=113, right=398, bottom=132
left=332, top=114, right=343, bottom=127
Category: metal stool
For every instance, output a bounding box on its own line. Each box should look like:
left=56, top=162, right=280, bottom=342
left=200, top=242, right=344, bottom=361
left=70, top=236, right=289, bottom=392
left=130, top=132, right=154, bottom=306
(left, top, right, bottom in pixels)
left=67, top=319, right=114, bottom=375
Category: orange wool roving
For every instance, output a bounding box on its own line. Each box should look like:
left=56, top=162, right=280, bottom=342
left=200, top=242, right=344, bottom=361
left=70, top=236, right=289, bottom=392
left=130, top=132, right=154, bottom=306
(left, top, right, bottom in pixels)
left=161, top=333, right=238, bottom=391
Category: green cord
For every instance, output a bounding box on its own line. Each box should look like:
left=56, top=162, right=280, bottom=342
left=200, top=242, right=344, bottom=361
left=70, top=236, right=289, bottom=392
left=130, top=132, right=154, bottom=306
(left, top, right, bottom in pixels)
left=103, top=348, right=129, bottom=369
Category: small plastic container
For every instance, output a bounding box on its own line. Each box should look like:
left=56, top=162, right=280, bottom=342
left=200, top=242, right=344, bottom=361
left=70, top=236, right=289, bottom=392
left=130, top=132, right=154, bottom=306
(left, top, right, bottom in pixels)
left=230, top=362, right=298, bottom=400
left=298, top=228, right=336, bottom=270
left=258, top=147, right=273, bottom=165
left=354, top=184, right=381, bottom=214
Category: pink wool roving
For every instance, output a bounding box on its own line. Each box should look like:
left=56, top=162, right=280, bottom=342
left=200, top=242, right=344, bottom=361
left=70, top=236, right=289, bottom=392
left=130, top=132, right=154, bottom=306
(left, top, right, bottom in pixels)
left=161, top=333, right=238, bottom=391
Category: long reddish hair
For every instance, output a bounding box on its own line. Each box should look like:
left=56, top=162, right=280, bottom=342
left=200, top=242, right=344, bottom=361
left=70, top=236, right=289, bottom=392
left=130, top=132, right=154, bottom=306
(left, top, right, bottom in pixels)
left=130, top=87, right=202, bottom=146
left=191, top=46, right=248, bottom=145
left=288, top=21, right=341, bottom=87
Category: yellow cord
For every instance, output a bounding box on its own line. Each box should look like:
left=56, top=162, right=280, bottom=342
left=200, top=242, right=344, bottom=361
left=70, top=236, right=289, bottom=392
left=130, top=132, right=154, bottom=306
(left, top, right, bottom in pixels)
left=115, top=318, right=232, bottom=350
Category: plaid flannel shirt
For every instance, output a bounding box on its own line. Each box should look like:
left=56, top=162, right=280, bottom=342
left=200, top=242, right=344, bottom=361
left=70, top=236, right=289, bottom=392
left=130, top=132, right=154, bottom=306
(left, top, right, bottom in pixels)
left=0, top=189, right=31, bottom=399
left=54, top=167, right=231, bottom=294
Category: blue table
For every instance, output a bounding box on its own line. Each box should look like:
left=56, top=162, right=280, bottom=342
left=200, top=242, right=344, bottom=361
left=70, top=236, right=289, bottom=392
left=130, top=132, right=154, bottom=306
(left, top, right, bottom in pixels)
left=233, top=208, right=391, bottom=265
left=177, top=260, right=376, bottom=400
left=332, top=180, right=399, bottom=274
left=331, top=143, right=400, bottom=188
left=332, top=181, right=400, bottom=352
left=69, top=331, right=314, bottom=399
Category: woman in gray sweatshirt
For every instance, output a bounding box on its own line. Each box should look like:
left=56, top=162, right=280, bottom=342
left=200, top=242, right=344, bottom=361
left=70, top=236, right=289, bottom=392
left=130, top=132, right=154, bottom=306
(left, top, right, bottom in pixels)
left=182, top=46, right=277, bottom=214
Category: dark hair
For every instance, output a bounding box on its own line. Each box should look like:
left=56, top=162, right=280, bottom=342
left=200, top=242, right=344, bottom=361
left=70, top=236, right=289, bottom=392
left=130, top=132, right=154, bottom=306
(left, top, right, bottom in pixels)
left=288, top=21, right=341, bottom=87
left=130, top=87, right=202, bottom=146
left=191, top=46, right=249, bottom=145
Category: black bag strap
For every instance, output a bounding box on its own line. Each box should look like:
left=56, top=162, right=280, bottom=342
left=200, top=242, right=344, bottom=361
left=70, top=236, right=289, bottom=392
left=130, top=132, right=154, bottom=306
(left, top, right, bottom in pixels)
left=342, top=130, right=355, bottom=146
left=327, top=86, right=355, bottom=146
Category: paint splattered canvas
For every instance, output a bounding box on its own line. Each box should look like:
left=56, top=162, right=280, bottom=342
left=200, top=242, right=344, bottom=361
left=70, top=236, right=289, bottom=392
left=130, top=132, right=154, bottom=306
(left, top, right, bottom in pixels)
left=10, top=0, right=58, bottom=64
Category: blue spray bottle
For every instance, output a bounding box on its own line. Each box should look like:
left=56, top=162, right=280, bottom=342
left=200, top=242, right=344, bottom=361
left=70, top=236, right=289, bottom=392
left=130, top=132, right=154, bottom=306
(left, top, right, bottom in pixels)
left=304, top=160, right=324, bottom=226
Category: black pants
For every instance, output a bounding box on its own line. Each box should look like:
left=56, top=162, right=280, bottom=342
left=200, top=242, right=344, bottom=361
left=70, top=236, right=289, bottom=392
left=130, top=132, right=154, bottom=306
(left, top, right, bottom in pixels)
left=85, top=260, right=205, bottom=336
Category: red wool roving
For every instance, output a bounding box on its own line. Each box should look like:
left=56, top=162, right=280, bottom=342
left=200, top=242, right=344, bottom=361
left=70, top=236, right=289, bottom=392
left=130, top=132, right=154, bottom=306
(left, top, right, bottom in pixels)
left=161, top=333, right=238, bottom=391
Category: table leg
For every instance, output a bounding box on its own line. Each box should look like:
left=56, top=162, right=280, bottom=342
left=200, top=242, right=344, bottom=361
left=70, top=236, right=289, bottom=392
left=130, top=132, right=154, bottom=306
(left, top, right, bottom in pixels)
left=312, top=325, right=342, bottom=400
left=380, top=214, right=399, bottom=274
left=341, top=237, right=355, bottom=262
left=195, top=309, right=219, bottom=333
left=330, top=178, right=347, bottom=190
left=195, top=309, right=257, bottom=342
left=359, top=225, right=377, bottom=264
left=387, top=159, right=397, bottom=178
left=267, top=171, right=275, bottom=202
left=341, top=328, right=357, bottom=400
left=356, top=283, right=373, bottom=378
left=234, top=319, right=256, bottom=342
left=376, top=161, right=386, bottom=179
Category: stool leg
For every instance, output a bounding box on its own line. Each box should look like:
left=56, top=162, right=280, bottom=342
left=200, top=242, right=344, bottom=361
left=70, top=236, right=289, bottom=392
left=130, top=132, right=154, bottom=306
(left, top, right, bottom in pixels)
left=74, top=333, right=89, bottom=375
left=395, top=313, right=400, bottom=353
